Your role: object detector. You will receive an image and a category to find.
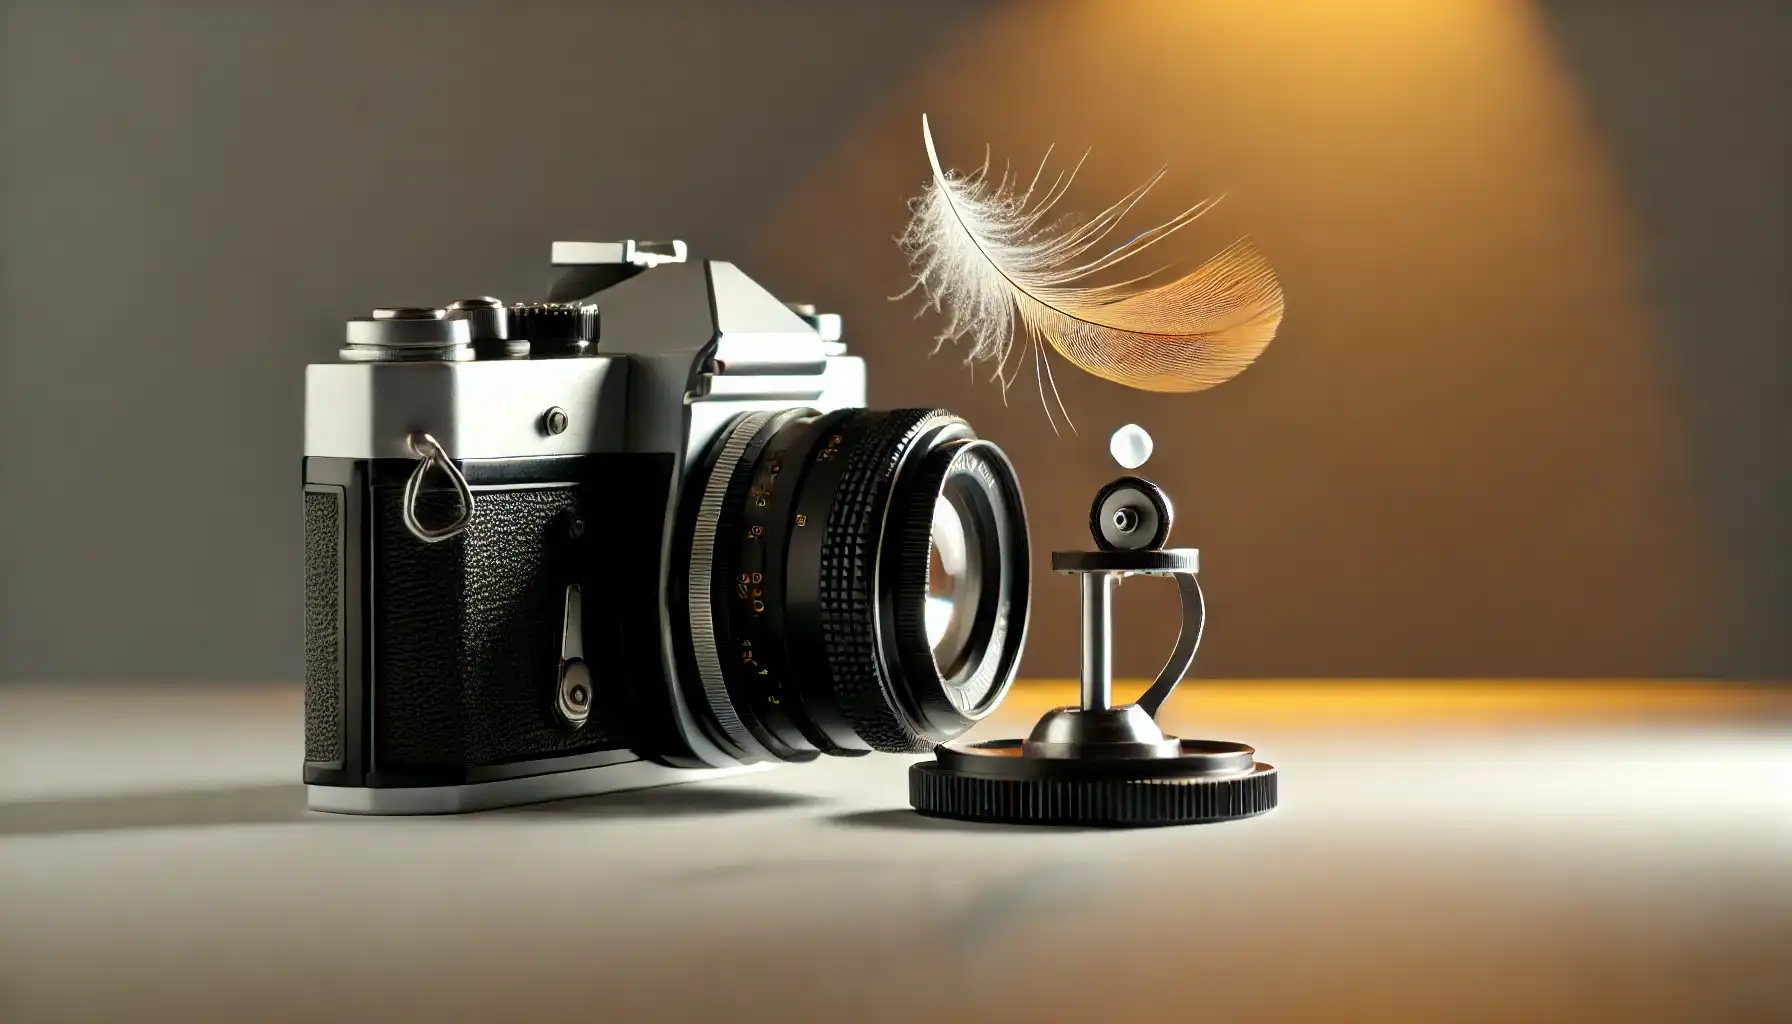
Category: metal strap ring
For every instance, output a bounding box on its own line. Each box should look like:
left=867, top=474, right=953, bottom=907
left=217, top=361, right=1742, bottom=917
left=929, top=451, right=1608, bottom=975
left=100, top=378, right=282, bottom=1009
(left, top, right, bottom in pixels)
left=402, top=432, right=474, bottom=543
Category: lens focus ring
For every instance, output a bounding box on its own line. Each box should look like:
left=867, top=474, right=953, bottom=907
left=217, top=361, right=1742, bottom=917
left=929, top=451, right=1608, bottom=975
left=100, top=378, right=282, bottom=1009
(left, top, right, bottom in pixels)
left=814, top=409, right=957, bottom=753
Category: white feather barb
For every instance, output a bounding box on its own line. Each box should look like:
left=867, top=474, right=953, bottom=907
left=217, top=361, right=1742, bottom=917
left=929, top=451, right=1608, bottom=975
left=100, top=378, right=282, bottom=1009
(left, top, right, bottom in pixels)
left=897, top=114, right=1285, bottom=417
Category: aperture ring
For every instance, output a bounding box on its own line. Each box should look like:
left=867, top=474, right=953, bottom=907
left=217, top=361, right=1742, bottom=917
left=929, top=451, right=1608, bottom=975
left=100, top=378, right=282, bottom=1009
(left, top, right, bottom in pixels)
left=687, top=411, right=780, bottom=762
left=725, top=411, right=848, bottom=757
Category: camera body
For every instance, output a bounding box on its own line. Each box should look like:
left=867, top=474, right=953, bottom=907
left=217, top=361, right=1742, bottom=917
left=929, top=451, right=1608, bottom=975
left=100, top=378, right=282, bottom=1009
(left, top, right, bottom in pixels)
left=302, top=242, right=870, bottom=813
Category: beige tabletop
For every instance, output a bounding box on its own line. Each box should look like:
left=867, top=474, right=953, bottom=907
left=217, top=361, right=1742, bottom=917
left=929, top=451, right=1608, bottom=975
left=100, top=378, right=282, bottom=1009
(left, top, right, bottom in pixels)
left=2, top=680, right=1788, bottom=1023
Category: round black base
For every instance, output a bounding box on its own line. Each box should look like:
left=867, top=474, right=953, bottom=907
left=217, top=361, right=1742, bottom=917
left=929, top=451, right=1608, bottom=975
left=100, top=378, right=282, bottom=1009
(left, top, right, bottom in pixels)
left=909, top=738, right=1278, bottom=828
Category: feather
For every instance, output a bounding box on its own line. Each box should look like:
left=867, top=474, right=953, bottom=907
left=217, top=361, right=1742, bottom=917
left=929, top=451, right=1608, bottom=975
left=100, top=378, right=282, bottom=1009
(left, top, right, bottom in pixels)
left=897, top=114, right=1285, bottom=418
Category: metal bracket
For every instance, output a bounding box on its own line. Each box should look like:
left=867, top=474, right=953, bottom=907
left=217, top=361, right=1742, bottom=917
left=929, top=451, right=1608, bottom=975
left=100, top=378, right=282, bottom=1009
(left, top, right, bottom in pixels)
left=1136, top=573, right=1205, bottom=718
left=1051, top=548, right=1205, bottom=721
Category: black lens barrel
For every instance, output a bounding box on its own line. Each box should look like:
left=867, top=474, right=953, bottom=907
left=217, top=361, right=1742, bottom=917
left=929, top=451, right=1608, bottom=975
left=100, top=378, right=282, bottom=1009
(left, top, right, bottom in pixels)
left=681, top=407, right=1028, bottom=763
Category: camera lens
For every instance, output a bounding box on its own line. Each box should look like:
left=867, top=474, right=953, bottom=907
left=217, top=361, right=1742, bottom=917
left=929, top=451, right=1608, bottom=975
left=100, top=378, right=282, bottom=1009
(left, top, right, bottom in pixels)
left=680, top=408, right=1029, bottom=763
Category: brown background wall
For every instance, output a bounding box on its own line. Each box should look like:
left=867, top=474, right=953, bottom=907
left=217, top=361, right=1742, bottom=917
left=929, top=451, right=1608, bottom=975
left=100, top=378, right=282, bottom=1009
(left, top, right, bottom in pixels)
left=751, top=0, right=1728, bottom=681
left=2, top=0, right=1786, bottom=682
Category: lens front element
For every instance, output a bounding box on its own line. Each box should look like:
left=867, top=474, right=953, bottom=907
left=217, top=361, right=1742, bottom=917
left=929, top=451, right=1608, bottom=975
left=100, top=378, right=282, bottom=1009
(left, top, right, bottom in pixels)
left=927, top=495, right=977, bottom=675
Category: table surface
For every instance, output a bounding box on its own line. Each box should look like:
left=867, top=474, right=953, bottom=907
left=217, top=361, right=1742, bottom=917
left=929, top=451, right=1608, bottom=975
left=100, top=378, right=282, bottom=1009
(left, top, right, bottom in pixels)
left=2, top=680, right=1788, bottom=1023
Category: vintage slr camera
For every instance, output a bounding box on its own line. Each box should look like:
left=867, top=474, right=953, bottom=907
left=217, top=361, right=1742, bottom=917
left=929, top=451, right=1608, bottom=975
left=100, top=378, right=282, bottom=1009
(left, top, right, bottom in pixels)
left=302, top=241, right=1030, bottom=813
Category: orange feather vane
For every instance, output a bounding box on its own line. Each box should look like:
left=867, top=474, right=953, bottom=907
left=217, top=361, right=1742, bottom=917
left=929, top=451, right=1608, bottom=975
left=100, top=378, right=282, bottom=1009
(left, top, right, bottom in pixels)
left=896, top=114, right=1285, bottom=431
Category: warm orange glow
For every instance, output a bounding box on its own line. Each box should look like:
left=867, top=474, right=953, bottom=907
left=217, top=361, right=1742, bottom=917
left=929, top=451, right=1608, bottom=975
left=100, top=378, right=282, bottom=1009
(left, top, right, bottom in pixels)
left=751, top=0, right=1724, bottom=681
left=1001, top=679, right=1792, bottom=726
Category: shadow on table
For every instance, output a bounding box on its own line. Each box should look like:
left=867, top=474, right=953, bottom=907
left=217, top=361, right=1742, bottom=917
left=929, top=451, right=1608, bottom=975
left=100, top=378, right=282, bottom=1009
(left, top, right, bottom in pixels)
left=826, top=808, right=1103, bottom=833
left=497, top=785, right=819, bottom=819
left=0, top=783, right=819, bottom=837
left=0, top=783, right=311, bottom=837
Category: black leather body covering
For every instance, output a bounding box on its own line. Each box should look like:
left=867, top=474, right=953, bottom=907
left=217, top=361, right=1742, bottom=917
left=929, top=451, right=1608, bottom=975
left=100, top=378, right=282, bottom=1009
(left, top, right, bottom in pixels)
left=302, top=454, right=682, bottom=788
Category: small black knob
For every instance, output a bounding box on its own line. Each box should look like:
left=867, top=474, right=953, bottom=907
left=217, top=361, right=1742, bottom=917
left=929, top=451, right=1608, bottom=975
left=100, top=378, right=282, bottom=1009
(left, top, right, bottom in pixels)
left=510, top=302, right=597, bottom=357
left=1090, top=475, right=1173, bottom=551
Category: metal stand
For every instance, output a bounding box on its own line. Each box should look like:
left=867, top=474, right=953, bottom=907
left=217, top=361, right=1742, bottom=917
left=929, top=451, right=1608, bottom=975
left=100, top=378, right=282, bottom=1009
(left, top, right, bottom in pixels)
left=909, top=480, right=1278, bottom=827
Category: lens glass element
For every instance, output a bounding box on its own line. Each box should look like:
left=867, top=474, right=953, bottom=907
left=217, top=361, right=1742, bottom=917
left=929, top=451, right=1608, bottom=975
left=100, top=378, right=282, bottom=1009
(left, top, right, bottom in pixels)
left=926, top=494, right=984, bottom=686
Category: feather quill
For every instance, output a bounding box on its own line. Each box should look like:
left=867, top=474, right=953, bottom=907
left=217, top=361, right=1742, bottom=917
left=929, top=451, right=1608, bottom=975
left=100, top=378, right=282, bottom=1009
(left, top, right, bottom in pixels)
left=898, top=114, right=1284, bottom=422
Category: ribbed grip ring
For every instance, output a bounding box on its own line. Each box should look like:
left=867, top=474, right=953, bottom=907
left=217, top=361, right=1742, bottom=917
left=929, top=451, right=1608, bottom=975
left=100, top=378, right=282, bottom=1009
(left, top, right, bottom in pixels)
left=815, top=409, right=956, bottom=753
left=910, top=761, right=1277, bottom=827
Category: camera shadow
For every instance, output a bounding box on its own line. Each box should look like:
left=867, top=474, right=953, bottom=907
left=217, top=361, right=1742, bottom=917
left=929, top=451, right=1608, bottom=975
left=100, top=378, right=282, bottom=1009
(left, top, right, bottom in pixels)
left=496, top=784, right=820, bottom=819
left=0, top=783, right=820, bottom=836
left=0, top=783, right=312, bottom=838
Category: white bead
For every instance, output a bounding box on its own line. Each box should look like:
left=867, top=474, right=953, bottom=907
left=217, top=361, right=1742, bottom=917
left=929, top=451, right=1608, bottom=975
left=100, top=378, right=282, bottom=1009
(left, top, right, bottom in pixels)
left=1109, top=423, right=1153, bottom=470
